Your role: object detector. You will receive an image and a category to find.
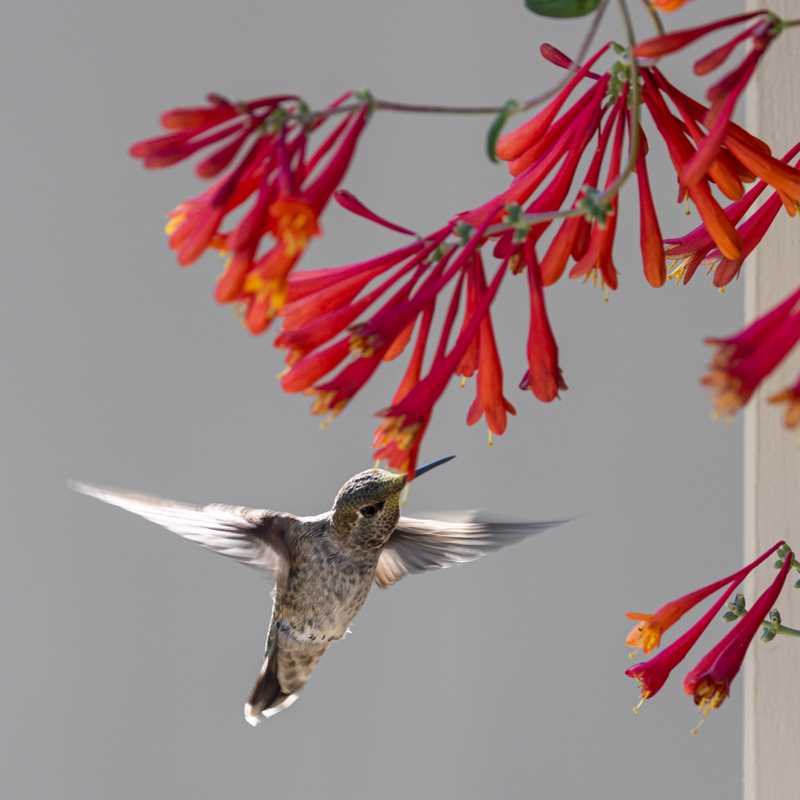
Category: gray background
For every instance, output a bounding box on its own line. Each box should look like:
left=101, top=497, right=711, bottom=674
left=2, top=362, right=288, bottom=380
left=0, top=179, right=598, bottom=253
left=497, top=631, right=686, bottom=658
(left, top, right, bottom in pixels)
left=3, top=1, right=747, bottom=798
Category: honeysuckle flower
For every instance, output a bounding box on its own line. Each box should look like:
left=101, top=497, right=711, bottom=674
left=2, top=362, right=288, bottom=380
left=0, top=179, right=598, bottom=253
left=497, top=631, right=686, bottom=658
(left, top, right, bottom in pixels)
left=634, top=130, right=666, bottom=288
left=522, top=240, right=566, bottom=401
left=131, top=92, right=370, bottom=331
left=641, top=72, right=742, bottom=260
left=637, top=15, right=787, bottom=193
left=703, top=285, right=800, bottom=419
left=683, top=549, right=793, bottom=721
left=464, top=254, right=517, bottom=441
left=634, top=13, right=769, bottom=62
left=495, top=41, right=791, bottom=295
left=769, top=375, right=800, bottom=429
left=627, top=586, right=734, bottom=703
left=625, top=541, right=785, bottom=703
left=374, top=254, right=509, bottom=475
left=665, top=142, right=800, bottom=285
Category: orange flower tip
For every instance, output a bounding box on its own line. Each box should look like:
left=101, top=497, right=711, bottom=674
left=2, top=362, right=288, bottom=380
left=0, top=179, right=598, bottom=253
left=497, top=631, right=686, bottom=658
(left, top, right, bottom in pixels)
left=625, top=619, right=663, bottom=654
left=164, top=211, right=186, bottom=236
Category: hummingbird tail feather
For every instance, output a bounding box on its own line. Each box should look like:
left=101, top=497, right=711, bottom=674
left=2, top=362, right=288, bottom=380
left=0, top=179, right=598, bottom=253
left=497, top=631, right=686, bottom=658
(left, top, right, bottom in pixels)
left=244, top=630, right=329, bottom=726
left=244, top=651, right=297, bottom=727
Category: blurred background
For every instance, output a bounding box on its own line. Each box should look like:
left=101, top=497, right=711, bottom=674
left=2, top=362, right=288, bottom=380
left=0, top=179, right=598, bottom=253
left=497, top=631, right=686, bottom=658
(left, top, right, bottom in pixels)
left=2, top=1, right=745, bottom=798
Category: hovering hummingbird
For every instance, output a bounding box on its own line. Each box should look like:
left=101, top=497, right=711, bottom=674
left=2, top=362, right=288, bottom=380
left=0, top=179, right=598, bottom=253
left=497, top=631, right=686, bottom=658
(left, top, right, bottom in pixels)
left=71, top=456, right=565, bottom=726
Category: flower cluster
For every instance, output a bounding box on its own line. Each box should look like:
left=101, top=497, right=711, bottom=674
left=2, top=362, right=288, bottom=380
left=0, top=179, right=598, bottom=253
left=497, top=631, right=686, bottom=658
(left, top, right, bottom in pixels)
left=129, top=9, right=800, bottom=473
left=703, top=285, right=800, bottom=420
left=625, top=542, right=795, bottom=729
left=130, top=92, right=370, bottom=333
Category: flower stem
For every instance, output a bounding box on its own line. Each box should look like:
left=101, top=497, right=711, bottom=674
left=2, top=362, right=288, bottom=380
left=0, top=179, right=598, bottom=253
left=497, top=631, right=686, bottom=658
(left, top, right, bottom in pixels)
left=488, top=0, right=639, bottom=235
left=775, top=624, right=800, bottom=637
left=641, top=0, right=666, bottom=37
left=601, top=0, right=640, bottom=203
left=301, top=0, right=612, bottom=123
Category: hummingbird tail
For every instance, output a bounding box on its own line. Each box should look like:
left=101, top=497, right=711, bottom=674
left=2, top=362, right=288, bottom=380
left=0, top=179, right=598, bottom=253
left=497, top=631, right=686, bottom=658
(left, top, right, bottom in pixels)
left=244, top=654, right=297, bottom=727
left=244, top=626, right=329, bottom=726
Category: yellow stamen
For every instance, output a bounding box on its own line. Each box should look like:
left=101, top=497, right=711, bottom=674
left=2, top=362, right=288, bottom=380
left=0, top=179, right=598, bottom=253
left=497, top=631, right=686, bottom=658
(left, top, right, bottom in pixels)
left=164, top=212, right=186, bottom=236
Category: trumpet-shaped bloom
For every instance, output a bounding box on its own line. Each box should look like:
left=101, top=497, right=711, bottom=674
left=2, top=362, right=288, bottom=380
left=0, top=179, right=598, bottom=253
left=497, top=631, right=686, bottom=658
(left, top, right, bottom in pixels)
left=131, top=93, right=370, bottom=330
left=684, top=551, right=793, bottom=718
left=703, top=285, right=800, bottom=418
left=625, top=541, right=784, bottom=702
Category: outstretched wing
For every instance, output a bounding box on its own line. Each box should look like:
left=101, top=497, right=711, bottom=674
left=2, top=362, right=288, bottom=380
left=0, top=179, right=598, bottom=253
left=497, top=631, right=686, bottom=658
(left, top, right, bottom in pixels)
left=375, top=512, right=569, bottom=588
left=71, top=481, right=291, bottom=577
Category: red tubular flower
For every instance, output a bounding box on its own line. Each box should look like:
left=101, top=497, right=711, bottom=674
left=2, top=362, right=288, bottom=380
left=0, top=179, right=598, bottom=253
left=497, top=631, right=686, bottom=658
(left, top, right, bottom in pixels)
left=131, top=93, right=370, bottom=331
left=703, top=285, right=800, bottom=418
left=495, top=44, right=610, bottom=162
left=636, top=15, right=784, bottom=193
left=641, top=72, right=742, bottom=260
left=625, top=541, right=785, bottom=657
left=624, top=541, right=784, bottom=704
left=464, top=255, right=517, bottom=440
left=664, top=142, right=800, bottom=285
left=769, top=375, right=800, bottom=429
left=634, top=12, right=768, bottom=60
left=626, top=582, right=739, bottom=702
left=374, top=253, right=509, bottom=476
left=634, top=130, right=666, bottom=287
left=684, top=549, right=793, bottom=720
left=522, top=240, right=566, bottom=401
left=569, top=102, right=626, bottom=291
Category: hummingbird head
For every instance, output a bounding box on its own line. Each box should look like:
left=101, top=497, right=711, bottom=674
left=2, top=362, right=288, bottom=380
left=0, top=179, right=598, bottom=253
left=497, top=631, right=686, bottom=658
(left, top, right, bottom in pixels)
left=331, top=456, right=455, bottom=551
left=332, top=468, right=406, bottom=549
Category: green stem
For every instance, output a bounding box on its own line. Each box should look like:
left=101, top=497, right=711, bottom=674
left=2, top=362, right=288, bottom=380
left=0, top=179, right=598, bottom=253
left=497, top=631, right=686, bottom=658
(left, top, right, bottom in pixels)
left=774, top=624, right=800, bottom=637
left=602, top=0, right=640, bottom=203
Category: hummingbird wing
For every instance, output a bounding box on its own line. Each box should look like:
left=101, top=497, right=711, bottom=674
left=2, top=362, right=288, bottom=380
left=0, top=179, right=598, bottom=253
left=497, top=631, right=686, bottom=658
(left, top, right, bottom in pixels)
left=71, top=481, right=291, bottom=576
left=375, top=512, right=568, bottom=588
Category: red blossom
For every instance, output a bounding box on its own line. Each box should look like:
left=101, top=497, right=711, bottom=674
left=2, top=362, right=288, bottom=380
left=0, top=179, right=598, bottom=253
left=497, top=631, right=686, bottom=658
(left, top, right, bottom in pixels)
left=636, top=15, right=784, bottom=193
left=703, top=285, right=800, bottom=418
left=684, top=550, right=793, bottom=719
left=624, top=541, right=785, bottom=707
left=131, top=93, right=370, bottom=330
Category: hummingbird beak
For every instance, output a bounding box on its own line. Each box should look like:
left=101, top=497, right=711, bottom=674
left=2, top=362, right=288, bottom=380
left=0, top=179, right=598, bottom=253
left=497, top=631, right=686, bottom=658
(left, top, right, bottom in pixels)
left=411, top=455, right=455, bottom=481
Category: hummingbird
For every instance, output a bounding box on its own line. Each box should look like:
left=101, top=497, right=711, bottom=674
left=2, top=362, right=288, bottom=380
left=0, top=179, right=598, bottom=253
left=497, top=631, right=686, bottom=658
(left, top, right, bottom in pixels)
left=71, top=456, right=565, bottom=726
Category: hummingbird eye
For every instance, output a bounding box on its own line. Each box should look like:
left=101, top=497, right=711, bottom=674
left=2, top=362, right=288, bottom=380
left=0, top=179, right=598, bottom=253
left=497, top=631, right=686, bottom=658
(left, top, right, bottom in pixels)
left=359, top=501, right=384, bottom=518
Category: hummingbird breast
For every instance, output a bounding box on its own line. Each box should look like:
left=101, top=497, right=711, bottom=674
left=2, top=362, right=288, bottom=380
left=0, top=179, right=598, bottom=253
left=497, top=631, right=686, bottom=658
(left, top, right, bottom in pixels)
left=275, top=520, right=378, bottom=643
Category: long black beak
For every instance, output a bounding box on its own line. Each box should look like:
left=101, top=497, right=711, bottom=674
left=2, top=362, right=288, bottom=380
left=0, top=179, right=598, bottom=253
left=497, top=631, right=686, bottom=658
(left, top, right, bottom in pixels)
left=411, top=455, right=455, bottom=480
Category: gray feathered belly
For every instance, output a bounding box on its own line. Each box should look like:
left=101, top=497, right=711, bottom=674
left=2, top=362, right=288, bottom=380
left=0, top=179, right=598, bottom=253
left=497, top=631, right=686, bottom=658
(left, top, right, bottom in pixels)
left=276, top=558, right=375, bottom=643
left=272, top=562, right=374, bottom=695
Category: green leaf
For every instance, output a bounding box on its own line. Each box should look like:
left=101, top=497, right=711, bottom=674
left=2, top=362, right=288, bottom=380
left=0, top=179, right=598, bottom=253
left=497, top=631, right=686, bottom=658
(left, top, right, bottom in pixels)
left=486, top=100, right=519, bottom=164
left=524, top=0, right=601, bottom=18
